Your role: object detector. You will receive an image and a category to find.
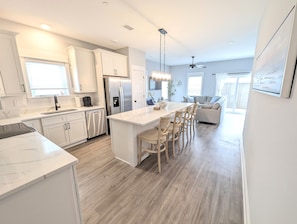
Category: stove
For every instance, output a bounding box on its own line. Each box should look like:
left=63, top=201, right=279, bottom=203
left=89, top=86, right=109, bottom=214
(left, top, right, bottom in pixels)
left=0, top=123, right=36, bottom=139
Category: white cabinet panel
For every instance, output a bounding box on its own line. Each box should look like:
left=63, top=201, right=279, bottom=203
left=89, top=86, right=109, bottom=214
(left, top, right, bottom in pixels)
left=100, top=50, right=128, bottom=77
left=68, top=119, right=87, bottom=143
left=0, top=31, right=25, bottom=96
left=23, top=119, right=43, bottom=134
left=43, top=122, right=69, bottom=147
left=68, top=46, right=97, bottom=93
left=41, top=111, right=87, bottom=148
left=0, top=166, right=82, bottom=224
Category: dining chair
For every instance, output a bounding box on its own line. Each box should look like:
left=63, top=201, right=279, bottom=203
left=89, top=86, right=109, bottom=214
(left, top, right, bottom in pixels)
left=137, top=116, right=171, bottom=173
left=168, top=110, right=183, bottom=157
left=189, top=103, right=199, bottom=138
left=181, top=104, right=194, bottom=147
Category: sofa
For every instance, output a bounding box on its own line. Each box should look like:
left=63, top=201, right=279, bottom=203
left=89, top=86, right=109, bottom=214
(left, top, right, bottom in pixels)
left=183, top=96, right=225, bottom=124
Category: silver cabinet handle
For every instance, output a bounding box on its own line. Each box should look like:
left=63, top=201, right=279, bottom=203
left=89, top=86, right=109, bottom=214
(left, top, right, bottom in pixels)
left=64, top=123, right=68, bottom=130
left=67, top=123, right=70, bottom=130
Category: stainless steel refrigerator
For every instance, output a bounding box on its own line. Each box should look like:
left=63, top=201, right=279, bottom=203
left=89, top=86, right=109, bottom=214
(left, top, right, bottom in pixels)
left=104, top=77, right=132, bottom=116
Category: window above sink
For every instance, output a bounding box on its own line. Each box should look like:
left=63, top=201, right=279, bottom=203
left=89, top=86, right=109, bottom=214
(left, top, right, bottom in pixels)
left=22, top=58, right=70, bottom=98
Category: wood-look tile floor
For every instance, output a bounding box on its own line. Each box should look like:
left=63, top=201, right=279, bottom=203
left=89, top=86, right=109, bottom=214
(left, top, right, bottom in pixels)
left=69, top=113, right=244, bottom=224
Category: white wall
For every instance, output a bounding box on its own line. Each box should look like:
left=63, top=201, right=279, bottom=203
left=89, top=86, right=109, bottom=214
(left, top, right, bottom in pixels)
left=0, top=18, right=105, bottom=118
left=243, top=0, right=297, bottom=223
left=170, top=58, right=254, bottom=102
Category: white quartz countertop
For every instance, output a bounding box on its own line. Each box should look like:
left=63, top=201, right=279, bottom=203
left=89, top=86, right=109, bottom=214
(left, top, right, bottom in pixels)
left=0, top=131, right=78, bottom=200
left=0, top=106, right=105, bottom=125
left=107, top=102, right=192, bottom=126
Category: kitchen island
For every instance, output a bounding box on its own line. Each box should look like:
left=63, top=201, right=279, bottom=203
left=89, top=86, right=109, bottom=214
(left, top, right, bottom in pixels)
left=107, top=102, right=192, bottom=167
left=0, top=131, right=83, bottom=224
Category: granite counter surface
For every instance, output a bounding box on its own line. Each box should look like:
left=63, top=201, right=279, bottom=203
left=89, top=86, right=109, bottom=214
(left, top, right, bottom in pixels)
left=107, top=102, right=192, bottom=126
left=0, top=131, right=78, bottom=200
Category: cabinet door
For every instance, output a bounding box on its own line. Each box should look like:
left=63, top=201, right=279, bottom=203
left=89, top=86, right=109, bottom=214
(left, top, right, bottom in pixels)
left=114, top=54, right=128, bottom=77
left=68, top=46, right=97, bottom=93
left=0, top=32, right=25, bottom=95
left=68, top=119, right=87, bottom=144
left=100, top=51, right=114, bottom=76
left=43, top=123, right=69, bottom=147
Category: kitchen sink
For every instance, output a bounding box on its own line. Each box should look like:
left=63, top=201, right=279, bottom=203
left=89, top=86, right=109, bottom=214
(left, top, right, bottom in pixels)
left=41, top=108, right=78, bottom=115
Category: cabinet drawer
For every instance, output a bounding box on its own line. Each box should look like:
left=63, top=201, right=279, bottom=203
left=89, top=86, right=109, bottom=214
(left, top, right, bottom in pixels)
left=66, top=112, right=85, bottom=121
left=42, top=115, right=66, bottom=126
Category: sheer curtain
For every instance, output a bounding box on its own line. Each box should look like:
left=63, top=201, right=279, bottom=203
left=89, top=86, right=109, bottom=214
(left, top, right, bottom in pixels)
left=215, top=73, right=228, bottom=96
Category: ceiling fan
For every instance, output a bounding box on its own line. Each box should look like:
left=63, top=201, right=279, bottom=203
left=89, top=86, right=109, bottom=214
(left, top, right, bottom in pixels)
left=189, top=56, right=206, bottom=69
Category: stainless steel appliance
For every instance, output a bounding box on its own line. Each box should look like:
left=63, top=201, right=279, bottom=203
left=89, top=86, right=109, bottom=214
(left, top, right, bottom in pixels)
left=83, top=96, right=92, bottom=107
left=85, top=109, right=106, bottom=139
left=0, top=123, right=35, bottom=139
left=104, top=77, right=132, bottom=115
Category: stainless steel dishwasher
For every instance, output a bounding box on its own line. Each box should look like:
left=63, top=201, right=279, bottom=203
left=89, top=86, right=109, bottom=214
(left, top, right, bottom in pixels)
left=85, top=109, right=106, bottom=139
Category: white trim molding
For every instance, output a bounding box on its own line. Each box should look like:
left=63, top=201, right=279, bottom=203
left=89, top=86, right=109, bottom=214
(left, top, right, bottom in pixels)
left=240, top=135, right=251, bottom=224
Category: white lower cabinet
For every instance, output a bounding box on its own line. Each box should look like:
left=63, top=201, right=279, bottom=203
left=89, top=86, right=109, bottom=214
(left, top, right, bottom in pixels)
left=42, top=112, right=87, bottom=148
left=0, top=166, right=83, bottom=224
left=23, top=119, right=43, bottom=134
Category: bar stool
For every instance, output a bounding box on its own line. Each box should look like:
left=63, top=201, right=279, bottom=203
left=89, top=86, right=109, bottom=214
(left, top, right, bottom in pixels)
left=168, top=110, right=183, bottom=157
left=189, top=103, right=199, bottom=137
left=181, top=105, right=193, bottom=147
left=137, top=116, right=171, bottom=173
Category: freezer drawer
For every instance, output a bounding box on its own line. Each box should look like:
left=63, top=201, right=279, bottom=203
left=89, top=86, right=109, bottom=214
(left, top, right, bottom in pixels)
left=86, top=109, right=106, bottom=139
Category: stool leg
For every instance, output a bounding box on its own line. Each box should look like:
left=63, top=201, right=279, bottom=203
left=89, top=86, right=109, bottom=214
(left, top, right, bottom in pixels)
left=165, top=139, right=169, bottom=162
left=157, top=146, right=161, bottom=173
left=172, top=135, right=176, bottom=157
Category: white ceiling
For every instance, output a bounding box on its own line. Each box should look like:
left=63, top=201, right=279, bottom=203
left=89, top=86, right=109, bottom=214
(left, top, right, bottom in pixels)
left=0, top=0, right=270, bottom=66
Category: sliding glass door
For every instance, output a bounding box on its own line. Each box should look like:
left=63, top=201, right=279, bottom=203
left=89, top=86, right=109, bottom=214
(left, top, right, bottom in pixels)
left=222, top=73, right=251, bottom=114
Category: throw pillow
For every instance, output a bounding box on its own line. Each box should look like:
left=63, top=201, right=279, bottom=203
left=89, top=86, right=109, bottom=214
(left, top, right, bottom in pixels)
left=212, top=103, right=220, bottom=109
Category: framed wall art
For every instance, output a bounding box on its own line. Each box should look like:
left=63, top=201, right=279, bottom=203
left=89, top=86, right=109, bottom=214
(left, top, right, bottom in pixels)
left=252, top=5, right=297, bottom=98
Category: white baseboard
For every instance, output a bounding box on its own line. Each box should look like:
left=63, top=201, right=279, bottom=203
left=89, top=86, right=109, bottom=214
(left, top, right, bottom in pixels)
left=240, top=135, right=250, bottom=224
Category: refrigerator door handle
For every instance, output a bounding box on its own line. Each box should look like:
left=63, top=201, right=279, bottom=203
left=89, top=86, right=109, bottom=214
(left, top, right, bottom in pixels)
left=119, top=86, right=124, bottom=112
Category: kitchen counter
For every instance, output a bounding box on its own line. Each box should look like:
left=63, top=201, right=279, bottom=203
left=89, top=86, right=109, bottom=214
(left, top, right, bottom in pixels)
left=107, top=102, right=192, bottom=126
left=0, top=131, right=83, bottom=223
left=0, top=131, right=77, bottom=199
left=0, top=105, right=104, bottom=125
left=107, top=102, right=192, bottom=166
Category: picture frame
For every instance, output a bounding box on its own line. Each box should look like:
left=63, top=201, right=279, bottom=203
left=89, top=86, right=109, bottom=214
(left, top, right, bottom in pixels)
left=252, top=6, right=297, bottom=98
left=149, top=79, right=161, bottom=90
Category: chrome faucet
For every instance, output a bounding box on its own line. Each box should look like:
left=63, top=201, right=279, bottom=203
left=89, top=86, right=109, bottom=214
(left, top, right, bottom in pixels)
left=54, top=95, right=60, bottom=111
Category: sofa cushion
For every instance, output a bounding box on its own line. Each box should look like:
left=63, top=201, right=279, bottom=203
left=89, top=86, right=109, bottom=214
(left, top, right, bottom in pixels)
left=194, top=96, right=207, bottom=104
left=210, top=96, right=220, bottom=103
left=201, top=104, right=213, bottom=109
left=206, top=96, right=213, bottom=102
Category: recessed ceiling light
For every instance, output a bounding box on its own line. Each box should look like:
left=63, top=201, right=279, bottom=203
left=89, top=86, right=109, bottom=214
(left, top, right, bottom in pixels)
left=40, top=24, right=51, bottom=30
left=111, top=39, right=119, bottom=44
left=228, top=41, right=235, bottom=45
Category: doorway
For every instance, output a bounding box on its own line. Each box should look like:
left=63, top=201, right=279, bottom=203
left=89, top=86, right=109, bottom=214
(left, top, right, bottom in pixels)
left=222, top=73, right=251, bottom=114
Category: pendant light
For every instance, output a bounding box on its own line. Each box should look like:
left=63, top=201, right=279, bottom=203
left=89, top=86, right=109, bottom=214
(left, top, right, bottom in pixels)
left=151, top=28, right=171, bottom=81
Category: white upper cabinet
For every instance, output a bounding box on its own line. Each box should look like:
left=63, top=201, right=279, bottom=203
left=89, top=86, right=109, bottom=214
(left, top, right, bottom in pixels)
left=0, top=31, right=25, bottom=96
left=68, top=46, right=97, bottom=93
left=100, top=50, right=128, bottom=77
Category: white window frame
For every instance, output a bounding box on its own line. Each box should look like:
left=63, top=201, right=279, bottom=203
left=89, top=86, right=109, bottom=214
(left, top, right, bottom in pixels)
left=22, top=57, right=71, bottom=98
left=187, top=72, right=204, bottom=96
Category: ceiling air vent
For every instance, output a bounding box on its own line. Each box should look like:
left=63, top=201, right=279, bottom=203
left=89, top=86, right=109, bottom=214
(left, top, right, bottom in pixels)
left=123, top=25, right=134, bottom=31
